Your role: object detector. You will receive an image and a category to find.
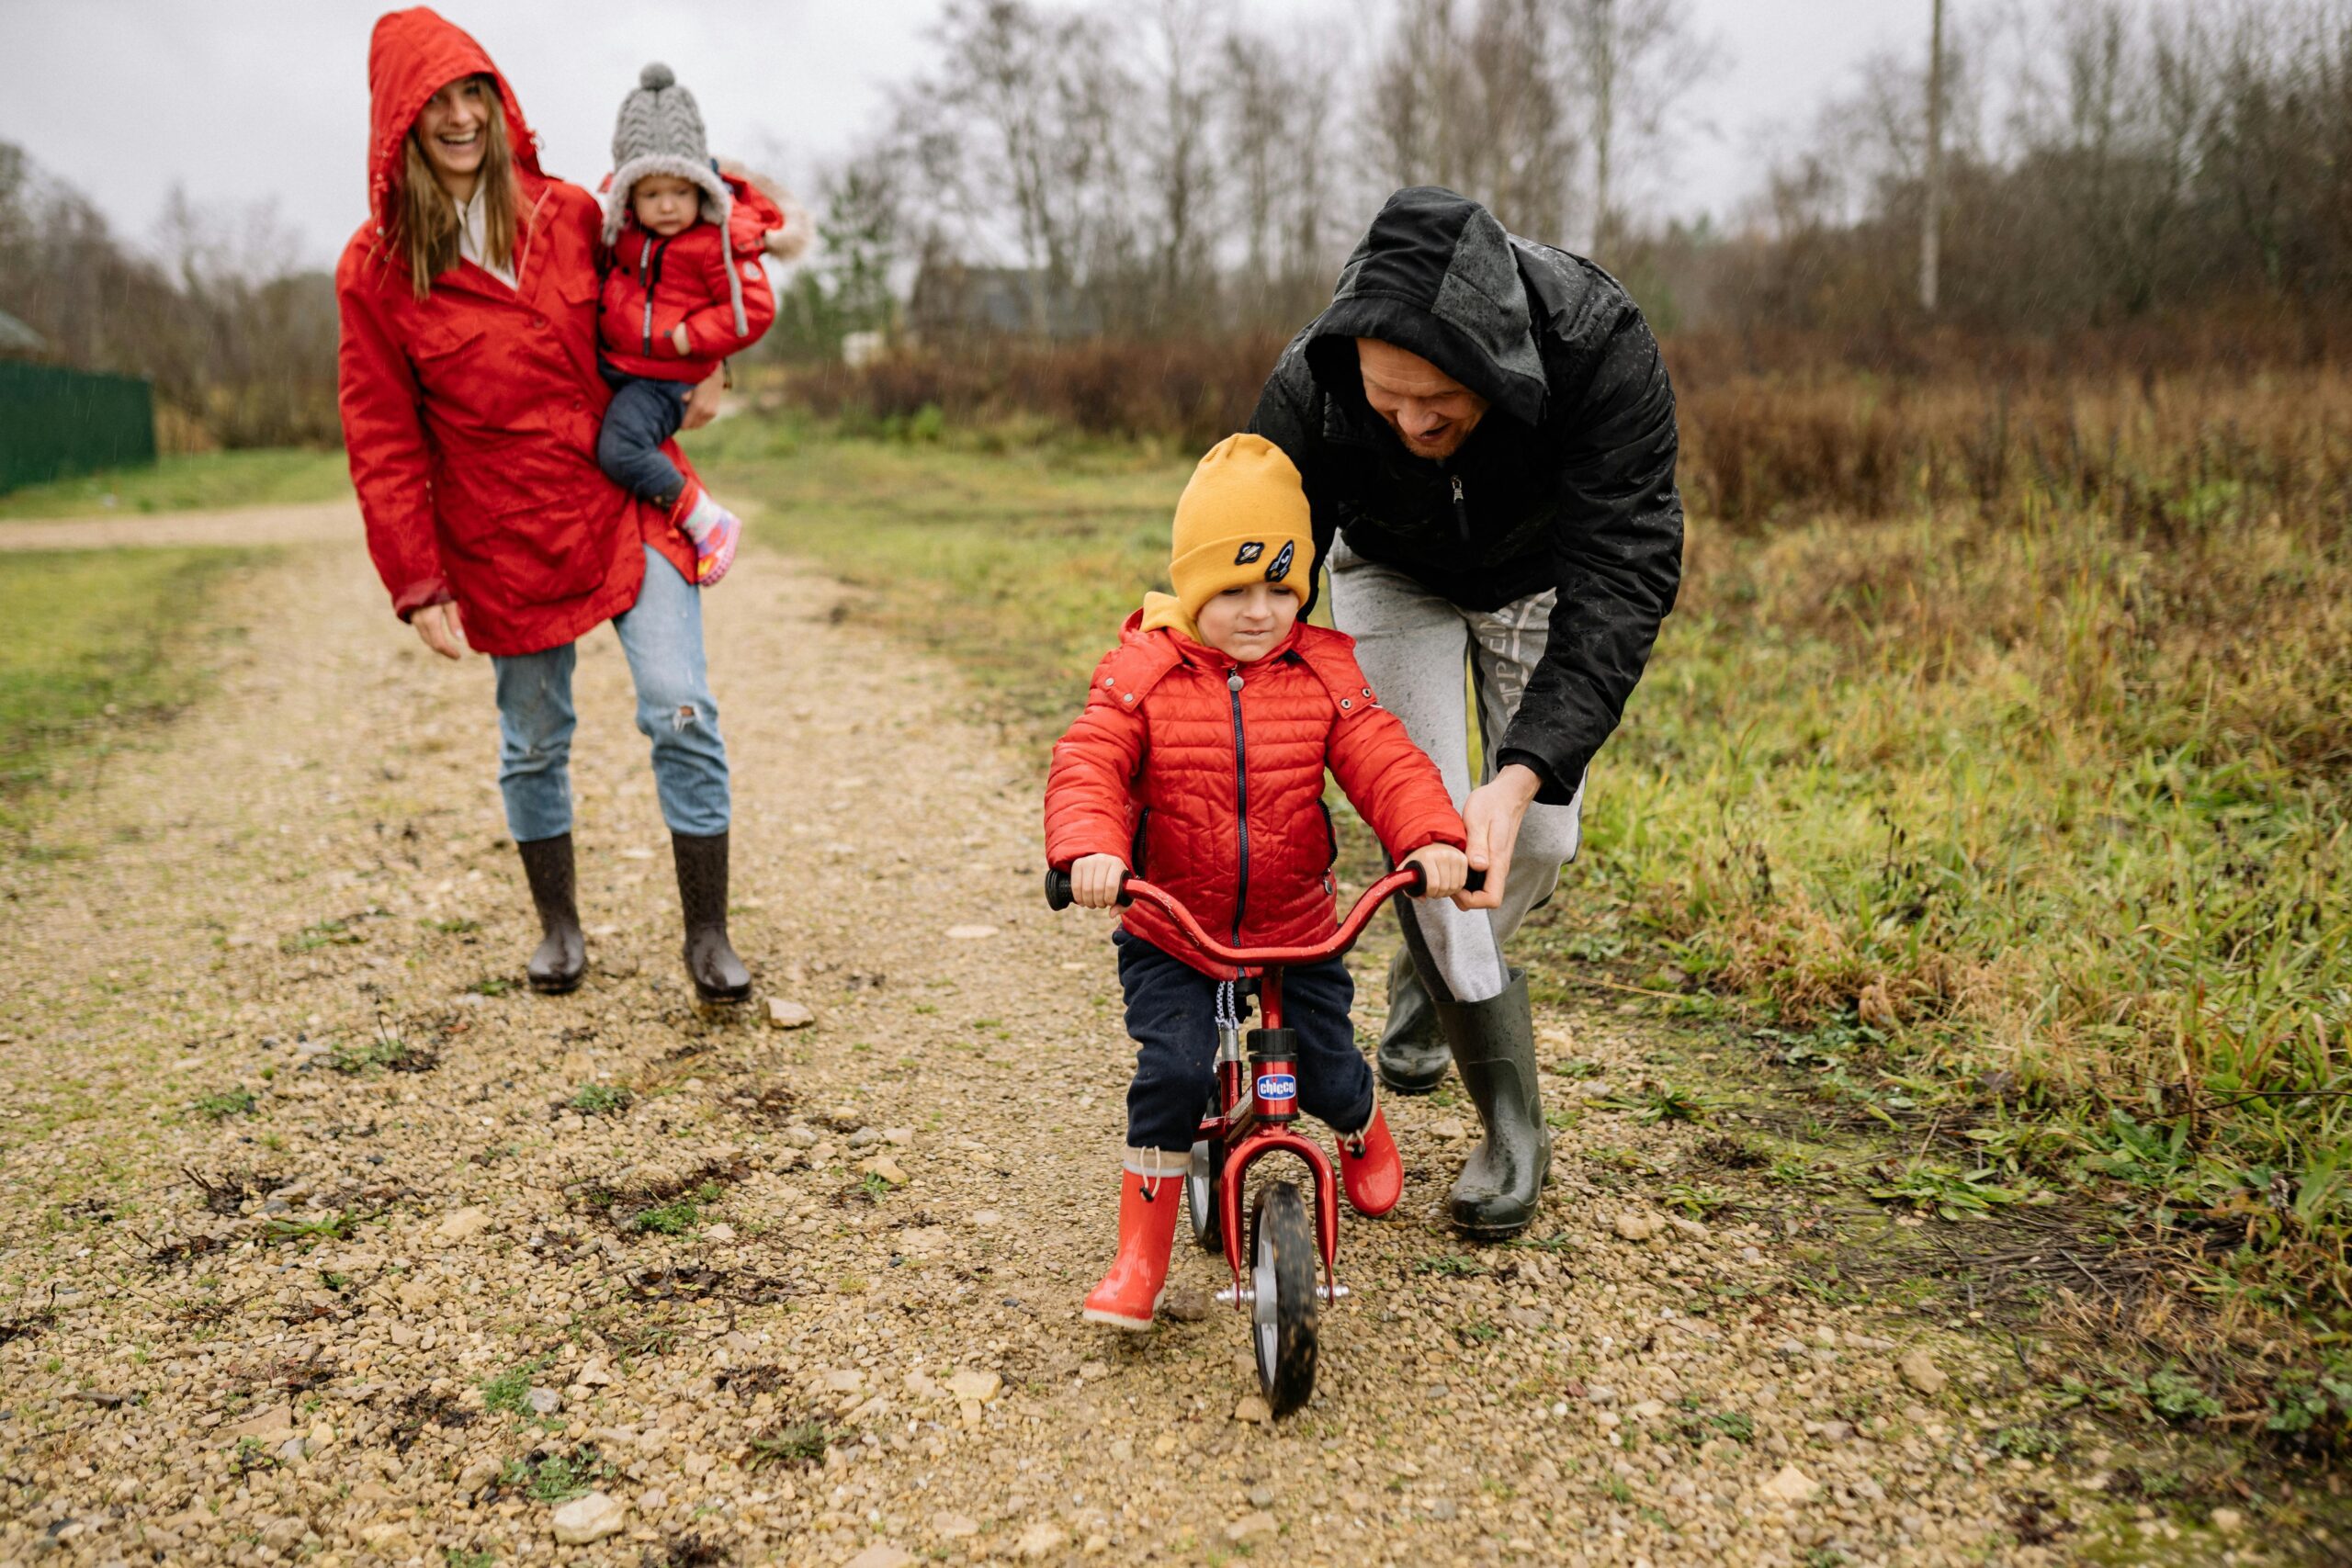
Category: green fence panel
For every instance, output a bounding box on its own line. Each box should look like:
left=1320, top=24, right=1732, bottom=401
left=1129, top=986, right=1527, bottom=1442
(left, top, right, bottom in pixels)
left=0, top=361, right=157, bottom=494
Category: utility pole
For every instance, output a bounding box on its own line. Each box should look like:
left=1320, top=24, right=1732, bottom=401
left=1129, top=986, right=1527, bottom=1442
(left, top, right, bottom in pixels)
left=1921, top=0, right=1945, bottom=314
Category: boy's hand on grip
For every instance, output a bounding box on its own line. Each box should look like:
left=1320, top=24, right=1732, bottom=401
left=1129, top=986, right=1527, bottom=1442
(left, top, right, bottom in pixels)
left=1069, top=853, right=1128, bottom=909
left=1405, top=843, right=1471, bottom=901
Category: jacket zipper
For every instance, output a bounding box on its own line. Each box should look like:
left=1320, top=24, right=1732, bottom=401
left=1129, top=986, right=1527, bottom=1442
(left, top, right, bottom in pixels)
left=1227, top=670, right=1250, bottom=956
left=1449, top=473, right=1471, bottom=545
left=639, top=235, right=670, bottom=356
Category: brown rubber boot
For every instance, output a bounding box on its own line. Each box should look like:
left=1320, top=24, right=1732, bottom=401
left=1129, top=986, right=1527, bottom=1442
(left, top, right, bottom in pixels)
left=671, top=829, right=752, bottom=1002
left=515, top=833, right=585, bottom=995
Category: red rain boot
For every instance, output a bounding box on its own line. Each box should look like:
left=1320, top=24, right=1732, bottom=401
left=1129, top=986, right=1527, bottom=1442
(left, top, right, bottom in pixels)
left=1081, top=1162, right=1185, bottom=1330
left=1339, top=1102, right=1404, bottom=1218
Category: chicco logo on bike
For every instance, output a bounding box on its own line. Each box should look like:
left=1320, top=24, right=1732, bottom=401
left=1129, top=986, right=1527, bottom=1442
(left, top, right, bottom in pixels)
left=1255, top=1072, right=1297, bottom=1101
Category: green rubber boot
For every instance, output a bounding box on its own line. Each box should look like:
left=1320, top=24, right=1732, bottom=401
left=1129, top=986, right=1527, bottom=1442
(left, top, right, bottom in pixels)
left=1434, top=970, right=1550, bottom=1240
left=1375, top=943, right=1451, bottom=1095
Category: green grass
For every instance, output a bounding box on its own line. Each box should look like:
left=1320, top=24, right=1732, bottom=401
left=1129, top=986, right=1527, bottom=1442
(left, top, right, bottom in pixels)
left=687, top=413, right=1190, bottom=738
left=191, top=1089, right=256, bottom=1122
left=0, top=449, right=349, bottom=521
left=569, top=1083, right=632, bottom=1117
left=695, top=413, right=2352, bottom=1343
left=497, top=1446, right=612, bottom=1502
left=480, top=1356, right=550, bottom=1419
left=0, top=547, right=261, bottom=840
left=746, top=1420, right=831, bottom=1467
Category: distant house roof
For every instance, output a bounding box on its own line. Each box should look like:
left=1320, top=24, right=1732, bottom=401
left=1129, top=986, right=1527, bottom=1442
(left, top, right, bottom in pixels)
left=907, top=264, right=1099, bottom=340
left=0, top=309, right=46, bottom=357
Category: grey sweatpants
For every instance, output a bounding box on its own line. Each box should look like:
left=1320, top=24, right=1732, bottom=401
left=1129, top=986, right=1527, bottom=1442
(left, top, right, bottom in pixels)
left=1329, top=538, right=1585, bottom=1004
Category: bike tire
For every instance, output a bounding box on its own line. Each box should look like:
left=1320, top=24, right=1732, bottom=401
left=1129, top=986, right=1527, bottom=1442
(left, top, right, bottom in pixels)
left=1185, top=1138, right=1221, bottom=1252
left=1249, top=1180, right=1319, bottom=1415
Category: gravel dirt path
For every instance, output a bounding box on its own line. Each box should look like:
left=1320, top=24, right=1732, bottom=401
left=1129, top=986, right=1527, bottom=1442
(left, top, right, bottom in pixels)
left=0, top=532, right=2188, bottom=1566
left=0, top=500, right=358, bottom=552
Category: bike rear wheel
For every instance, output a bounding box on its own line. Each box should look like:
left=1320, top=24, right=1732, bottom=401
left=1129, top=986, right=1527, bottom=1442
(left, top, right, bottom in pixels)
left=1185, top=1137, right=1221, bottom=1252
left=1250, top=1180, right=1319, bottom=1415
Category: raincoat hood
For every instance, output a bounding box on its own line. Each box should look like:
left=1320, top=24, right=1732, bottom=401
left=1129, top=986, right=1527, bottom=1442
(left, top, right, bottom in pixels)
left=1302, top=186, right=1548, bottom=429
left=366, top=6, right=541, bottom=238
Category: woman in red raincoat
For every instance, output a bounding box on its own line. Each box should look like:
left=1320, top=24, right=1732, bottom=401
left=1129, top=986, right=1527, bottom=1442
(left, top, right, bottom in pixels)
left=335, top=6, right=750, bottom=1002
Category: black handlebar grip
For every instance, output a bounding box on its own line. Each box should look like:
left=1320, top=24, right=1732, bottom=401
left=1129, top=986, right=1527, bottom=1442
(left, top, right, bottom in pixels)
left=1402, top=864, right=1487, bottom=895
left=1046, top=868, right=1136, bottom=909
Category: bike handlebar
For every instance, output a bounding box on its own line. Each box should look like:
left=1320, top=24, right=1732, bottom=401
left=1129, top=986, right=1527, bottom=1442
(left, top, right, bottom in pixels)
left=1045, top=863, right=1485, bottom=968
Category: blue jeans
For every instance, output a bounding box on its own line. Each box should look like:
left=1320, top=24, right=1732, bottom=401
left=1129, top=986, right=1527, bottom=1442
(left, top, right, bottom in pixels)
left=596, top=372, right=690, bottom=510
left=1115, top=929, right=1374, bottom=1153
left=491, top=545, right=729, bottom=841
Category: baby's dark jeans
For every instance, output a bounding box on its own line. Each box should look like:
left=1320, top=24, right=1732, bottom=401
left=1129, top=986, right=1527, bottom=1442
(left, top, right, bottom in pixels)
left=596, top=367, right=691, bottom=509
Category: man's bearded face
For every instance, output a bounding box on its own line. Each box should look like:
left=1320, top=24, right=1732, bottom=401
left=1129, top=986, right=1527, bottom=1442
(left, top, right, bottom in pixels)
left=1356, top=338, right=1490, bottom=461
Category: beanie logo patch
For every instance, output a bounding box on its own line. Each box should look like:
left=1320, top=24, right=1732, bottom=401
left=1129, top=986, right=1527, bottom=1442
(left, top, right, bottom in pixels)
left=1232, top=542, right=1264, bottom=566
left=1265, top=541, right=1295, bottom=583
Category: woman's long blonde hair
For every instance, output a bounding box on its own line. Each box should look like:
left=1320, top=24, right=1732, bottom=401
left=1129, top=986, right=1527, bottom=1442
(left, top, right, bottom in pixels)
left=391, top=74, right=516, bottom=301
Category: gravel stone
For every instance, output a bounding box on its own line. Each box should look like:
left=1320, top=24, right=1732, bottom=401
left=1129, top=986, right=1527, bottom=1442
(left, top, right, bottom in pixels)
left=548, top=1490, right=626, bottom=1544
left=1227, top=1509, right=1279, bottom=1540
left=1900, top=1348, right=1951, bottom=1395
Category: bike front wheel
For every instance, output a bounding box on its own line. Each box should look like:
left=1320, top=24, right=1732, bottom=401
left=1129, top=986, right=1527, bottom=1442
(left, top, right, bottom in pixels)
left=1250, top=1180, right=1319, bottom=1415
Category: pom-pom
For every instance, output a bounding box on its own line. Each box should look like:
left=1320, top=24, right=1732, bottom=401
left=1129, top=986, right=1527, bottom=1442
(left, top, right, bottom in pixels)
left=639, top=62, right=675, bottom=91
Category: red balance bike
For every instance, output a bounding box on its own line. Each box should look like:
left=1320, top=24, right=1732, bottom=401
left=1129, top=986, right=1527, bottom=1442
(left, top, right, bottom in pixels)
left=1046, top=862, right=1479, bottom=1414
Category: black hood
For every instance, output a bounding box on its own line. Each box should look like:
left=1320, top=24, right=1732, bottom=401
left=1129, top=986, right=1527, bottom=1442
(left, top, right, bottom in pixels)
left=1303, top=186, right=1548, bottom=429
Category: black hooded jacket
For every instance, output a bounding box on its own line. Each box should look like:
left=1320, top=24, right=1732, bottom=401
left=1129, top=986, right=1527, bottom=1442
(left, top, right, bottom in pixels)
left=1248, top=187, right=1683, bottom=805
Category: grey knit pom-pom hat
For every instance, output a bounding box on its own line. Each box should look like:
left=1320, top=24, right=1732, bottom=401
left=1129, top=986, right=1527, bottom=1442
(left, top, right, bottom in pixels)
left=605, top=62, right=746, bottom=333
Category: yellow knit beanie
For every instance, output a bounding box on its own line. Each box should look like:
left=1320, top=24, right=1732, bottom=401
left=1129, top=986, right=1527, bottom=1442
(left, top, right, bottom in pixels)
left=1165, top=434, right=1315, bottom=624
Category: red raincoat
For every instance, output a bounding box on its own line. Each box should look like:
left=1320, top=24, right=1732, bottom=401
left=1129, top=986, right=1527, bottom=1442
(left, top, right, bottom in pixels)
left=1044, top=615, right=1466, bottom=977
left=335, top=6, right=697, bottom=656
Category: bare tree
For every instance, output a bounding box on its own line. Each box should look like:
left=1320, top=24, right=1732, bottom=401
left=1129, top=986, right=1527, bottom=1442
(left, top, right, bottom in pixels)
left=898, top=0, right=1131, bottom=325
left=1922, top=0, right=1944, bottom=312
left=1362, top=0, right=1579, bottom=241
left=1220, top=27, right=1286, bottom=293
left=1557, top=0, right=1723, bottom=257
left=1133, top=0, right=1221, bottom=323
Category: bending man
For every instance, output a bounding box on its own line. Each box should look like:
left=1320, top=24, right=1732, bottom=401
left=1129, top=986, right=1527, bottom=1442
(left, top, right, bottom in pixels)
left=1250, top=186, right=1684, bottom=1238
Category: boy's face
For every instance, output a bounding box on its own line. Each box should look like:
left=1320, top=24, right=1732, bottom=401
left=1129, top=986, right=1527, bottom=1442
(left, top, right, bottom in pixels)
left=631, top=175, right=700, bottom=237
left=1195, top=581, right=1301, bottom=664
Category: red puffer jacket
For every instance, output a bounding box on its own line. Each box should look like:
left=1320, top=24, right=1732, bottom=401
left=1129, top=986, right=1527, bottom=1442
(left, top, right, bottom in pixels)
left=335, top=7, right=696, bottom=655
left=1045, top=614, right=1465, bottom=977
left=598, top=175, right=782, bottom=380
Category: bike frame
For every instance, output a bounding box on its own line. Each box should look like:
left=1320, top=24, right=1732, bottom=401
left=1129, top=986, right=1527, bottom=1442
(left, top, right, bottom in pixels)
left=1102, top=865, right=1431, bottom=1309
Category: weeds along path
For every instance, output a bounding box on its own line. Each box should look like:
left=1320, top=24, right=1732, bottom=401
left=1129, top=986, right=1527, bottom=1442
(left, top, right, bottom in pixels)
left=0, top=536, right=2128, bottom=1567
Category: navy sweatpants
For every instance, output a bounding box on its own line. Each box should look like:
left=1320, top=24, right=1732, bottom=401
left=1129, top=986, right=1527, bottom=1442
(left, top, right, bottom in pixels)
left=1115, top=928, right=1375, bottom=1153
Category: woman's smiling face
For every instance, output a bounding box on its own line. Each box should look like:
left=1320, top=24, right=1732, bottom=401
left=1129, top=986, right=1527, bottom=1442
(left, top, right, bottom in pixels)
left=415, top=77, right=493, bottom=195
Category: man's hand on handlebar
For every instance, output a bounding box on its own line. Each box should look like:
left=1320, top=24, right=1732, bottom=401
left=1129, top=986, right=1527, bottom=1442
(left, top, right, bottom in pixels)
left=1404, top=843, right=1472, bottom=902
left=1069, top=853, right=1129, bottom=909
left=1458, top=761, right=1543, bottom=910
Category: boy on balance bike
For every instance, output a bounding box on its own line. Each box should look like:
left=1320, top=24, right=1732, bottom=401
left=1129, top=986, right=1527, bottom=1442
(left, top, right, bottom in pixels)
left=1044, top=434, right=1474, bottom=1336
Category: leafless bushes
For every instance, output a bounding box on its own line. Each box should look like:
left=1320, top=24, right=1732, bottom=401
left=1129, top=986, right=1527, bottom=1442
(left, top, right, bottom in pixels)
left=787, top=333, right=1290, bottom=447
left=784, top=316, right=2352, bottom=538
left=0, top=146, right=336, bottom=449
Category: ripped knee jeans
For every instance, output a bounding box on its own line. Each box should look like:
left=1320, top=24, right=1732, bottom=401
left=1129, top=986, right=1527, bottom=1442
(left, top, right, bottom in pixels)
left=489, top=544, right=731, bottom=841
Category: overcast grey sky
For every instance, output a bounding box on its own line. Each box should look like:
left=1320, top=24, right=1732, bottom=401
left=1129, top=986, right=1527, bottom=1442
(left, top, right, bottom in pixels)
left=0, top=0, right=1948, bottom=268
